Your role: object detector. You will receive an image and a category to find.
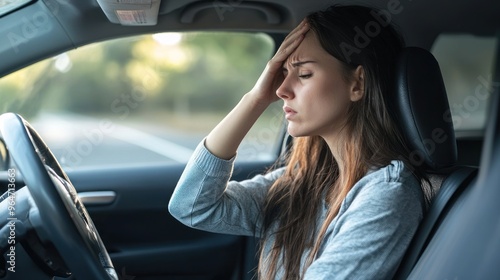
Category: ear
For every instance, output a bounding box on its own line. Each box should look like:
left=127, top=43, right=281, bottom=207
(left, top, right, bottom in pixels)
left=350, top=65, right=364, bottom=102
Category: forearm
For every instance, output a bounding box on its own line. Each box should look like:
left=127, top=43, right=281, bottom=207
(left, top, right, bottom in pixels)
left=168, top=142, right=282, bottom=237
left=205, top=93, right=270, bottom=160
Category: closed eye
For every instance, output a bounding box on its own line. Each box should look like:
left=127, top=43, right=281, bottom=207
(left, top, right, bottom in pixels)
left=299, top=74, right=312, bottom=79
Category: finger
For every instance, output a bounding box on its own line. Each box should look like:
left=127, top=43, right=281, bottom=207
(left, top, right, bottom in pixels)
left=279, top=22, right=309, bottom=52
left=273, top=28, right=308, bottom=62
left=267, top=20, right=309, bottom=69
left=285, top=19, right=308, bottom=38
left=283, top=20, right=309, bottom=43
left=278, top=30, right=308, bottom=51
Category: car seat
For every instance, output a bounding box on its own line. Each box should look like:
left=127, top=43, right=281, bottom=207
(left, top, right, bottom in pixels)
left=391, top=47, right=480, bottom=279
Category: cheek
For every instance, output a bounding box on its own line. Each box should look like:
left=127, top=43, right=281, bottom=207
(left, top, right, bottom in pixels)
left=312, top=81, right=352, bottom=120
left=316, top=78, right=351, bottom=108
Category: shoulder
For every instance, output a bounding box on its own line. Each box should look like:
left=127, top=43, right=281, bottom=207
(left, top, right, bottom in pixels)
left=357, top=160, right=420, bottom=193
left=341, top=160, right=424, bottom=215
left=312, top=161, right=425, bottom=280
left=365, top=160, right=415, bottom=183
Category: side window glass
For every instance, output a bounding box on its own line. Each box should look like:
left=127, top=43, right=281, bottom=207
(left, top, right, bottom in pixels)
left=0, top=32, right=279, bottom=169
left=431, top=34, right=498, bottom=133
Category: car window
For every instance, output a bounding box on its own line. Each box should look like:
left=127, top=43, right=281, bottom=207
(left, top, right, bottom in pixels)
left=431, top=34, right=498, bottom=133
left=0, top=32, right=280, bottom=169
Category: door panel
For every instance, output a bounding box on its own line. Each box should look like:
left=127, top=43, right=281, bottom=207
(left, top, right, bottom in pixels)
left=66, top=160, right=273, bottom=280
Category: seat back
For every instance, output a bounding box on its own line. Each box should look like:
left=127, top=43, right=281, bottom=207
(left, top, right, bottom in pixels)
left=394, top=166, right=477, bottom=279
left=390, top=47, right=457, bottom=171
left=388, top=47, right=480, bottom=279
left=403, top=56, right=500, bottom=279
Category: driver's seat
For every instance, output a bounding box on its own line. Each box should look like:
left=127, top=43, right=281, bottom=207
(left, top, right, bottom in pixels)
left=390, top=47, right=479, bottom=279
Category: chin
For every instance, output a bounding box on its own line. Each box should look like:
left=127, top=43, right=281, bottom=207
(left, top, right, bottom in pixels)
left=287, top=125, right=309, bottom=138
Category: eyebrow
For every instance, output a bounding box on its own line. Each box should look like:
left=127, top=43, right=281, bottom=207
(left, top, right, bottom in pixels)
left=291, top=60, right=316, bottom=67
left=283, top=60, right=316, bottom=71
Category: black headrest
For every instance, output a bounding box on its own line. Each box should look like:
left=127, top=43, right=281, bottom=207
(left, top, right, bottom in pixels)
left=392, top=47, right=457, bottom=171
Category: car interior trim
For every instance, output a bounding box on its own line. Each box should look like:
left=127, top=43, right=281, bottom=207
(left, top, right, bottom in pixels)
left=78, top=191, right=117, bottom=206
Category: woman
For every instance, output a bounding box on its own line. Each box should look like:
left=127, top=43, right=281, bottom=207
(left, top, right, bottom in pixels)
left=169, top=5, right=427, bottom=280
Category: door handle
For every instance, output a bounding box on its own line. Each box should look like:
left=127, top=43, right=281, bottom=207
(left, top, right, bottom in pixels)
left=78, top=191, right=116, bottom=206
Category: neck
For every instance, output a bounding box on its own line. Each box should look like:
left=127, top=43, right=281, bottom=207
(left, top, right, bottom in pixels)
left=323, top=130, right=346, bottom=176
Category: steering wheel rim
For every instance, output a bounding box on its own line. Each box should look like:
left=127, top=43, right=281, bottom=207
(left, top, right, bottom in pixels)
left=0, top=113, right=118, bottom=280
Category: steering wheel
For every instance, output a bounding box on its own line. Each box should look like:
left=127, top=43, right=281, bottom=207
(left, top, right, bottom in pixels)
left=0, top=113, right=118, bottom=279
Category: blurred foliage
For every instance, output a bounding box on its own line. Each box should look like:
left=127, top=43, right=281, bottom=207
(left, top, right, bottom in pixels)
left=0, top=32, right=275, bottom=120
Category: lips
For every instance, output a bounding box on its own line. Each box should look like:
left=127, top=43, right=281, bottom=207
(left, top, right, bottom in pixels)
left=283, top=106, right=297, bottom=119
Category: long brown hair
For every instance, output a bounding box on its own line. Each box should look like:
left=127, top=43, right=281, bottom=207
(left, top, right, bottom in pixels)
left=258, top=5, right=427, bottom=279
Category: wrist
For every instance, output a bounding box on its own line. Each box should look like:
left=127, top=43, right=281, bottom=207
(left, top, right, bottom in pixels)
left=243, top=92, right=273, bottom=111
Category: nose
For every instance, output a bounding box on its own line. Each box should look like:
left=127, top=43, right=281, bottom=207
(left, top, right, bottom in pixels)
left=276, top=75, right=294, bottom=100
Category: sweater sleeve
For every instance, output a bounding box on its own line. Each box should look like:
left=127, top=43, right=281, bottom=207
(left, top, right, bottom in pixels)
left=303, top=161, right=425, bottom=280
left=168, top=141, right=283, bottom=237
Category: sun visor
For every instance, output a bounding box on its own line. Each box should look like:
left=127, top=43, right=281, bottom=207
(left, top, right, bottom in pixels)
left=0, top=0, right=34, bottom=17
left=96, top=0, right=161, bottom=26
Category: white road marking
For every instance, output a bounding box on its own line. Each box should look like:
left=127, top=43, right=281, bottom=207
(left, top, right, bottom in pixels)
left=110, top=125, right=194, bottom=163
left=33, top=113, right=194, bottom=163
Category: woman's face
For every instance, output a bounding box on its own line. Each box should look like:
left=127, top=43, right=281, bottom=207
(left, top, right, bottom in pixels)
left=277, top=30, right=362, bottom=140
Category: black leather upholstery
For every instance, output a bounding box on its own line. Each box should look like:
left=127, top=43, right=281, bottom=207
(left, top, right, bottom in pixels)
left=392, top=47, right=457, bottom=171
left=405, top=87, right=500, bottom=279
left=392, top=47, right=480, bottom=280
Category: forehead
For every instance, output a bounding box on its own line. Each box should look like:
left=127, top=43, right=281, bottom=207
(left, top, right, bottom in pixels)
left=286, top=31, right=331, bottom=64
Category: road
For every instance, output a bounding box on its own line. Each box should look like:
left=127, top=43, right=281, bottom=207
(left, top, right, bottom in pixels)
left=30, top=113, right=204, bottom=170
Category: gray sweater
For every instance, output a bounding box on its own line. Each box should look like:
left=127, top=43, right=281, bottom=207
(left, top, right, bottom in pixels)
left=168, top=142, right=425, bottom=279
